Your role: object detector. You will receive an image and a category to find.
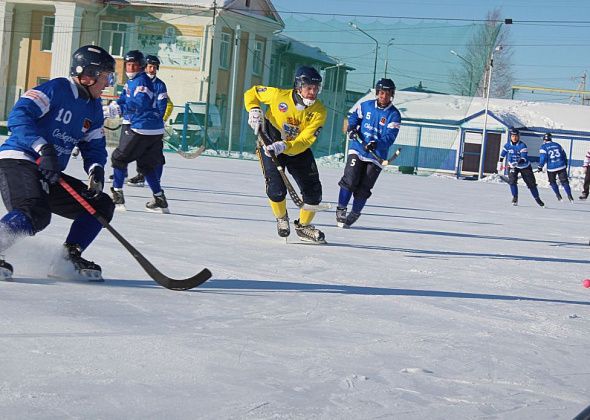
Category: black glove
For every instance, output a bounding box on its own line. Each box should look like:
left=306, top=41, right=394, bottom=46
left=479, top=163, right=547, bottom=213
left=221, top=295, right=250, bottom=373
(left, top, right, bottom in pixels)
left=38, top=144, right=61, bottom=184
left=88, top=166, right=105, bottom=197
left=347, top=127, right=359, bottom=140
left=537, top=166, right=543, bottom=173
left=364, top=141, right=377, bottom=153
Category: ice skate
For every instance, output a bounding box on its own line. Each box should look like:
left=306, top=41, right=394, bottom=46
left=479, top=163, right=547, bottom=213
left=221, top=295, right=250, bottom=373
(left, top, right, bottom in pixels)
left=146, top=190, right=170, bottom=214
left=294, top=219, right=326, bottom=244
left=127, top=173, right=145, bottom=187
left=567, top=194, right=574, bottom=203
left=0, top=258, right=13, bottom=281
left=511, top=196, right=518, bottom=206
left=276, top=213, right=290, bottom=238
left=49, top=243, right=103, bottom=282
left=535, top=197, right=545, bottom=207
left=111, top=187, right=126, bottom=211
left=336, top=206, right=347, bottom=228
left=556, top=193, right=562, bottom=202
left=342, top=211, right=361, bottom=229
left=579, top=192, right=588, bottom=200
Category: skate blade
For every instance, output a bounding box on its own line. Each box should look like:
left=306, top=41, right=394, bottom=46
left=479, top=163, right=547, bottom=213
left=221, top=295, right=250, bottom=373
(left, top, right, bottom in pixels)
left=126, top=182, right=145, bottom=187
left=115, top=204, right=127, bottom=211
left=336, top=222, right=344, bottom=228
left=296, top=236, right=327, bottom=245
left=146, top=207, right=170, bottom=214
left=48, top=270, right=104, bottom=282
left=0, top=267, right=13, bottom=281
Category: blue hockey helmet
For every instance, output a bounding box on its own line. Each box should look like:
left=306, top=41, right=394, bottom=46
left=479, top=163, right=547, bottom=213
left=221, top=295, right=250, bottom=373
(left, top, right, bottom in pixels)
left=124, top=50, right=146, bottom=67
left=543, top=133, right=552, bottom=141
left=375, top=78, right=396, bottom=93
left=145, top=55, right=161, bottom=69
left=70, top=45, right=115, bottom=78
left=294, top=66, right=322, bottom=90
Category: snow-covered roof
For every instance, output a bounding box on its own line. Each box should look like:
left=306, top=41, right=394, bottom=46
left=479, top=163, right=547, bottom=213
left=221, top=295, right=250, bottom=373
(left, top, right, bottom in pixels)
left=274, top=34, right=337, bottom=66
left=353, top=91, right=590, bottom=135
left=116, top=0, right=236, bottom=7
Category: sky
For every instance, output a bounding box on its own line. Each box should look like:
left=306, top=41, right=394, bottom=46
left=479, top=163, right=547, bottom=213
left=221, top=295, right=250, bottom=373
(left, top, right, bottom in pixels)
left=271, top=0, right=590, bottom=103
left=0, top=151, right=589, bottom=418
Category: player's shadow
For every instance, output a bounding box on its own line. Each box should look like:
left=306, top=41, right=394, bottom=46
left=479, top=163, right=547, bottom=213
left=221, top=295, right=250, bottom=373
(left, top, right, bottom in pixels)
left=336, top=226, right=585, bottom=248
left=323, top=241, right=590, bottom=264
left=201, top=279, right=590, bottom=306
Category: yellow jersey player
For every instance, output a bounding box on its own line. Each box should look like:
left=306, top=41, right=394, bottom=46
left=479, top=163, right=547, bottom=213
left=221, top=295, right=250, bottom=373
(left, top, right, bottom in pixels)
left=244, top=66, right=328, bottom=244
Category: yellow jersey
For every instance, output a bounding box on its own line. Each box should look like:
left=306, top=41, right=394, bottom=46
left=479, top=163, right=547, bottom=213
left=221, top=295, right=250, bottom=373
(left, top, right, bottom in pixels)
left=244, top=86, right=327, bottom=156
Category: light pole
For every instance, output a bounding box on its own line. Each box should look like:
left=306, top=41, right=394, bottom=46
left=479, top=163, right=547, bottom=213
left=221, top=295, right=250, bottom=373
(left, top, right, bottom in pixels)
left=450, top=49, right=474, bottom=96
left=349, top=22, right=379, bottom=87
left=384, top=38, right=395, bottom=78
left=478, top=45, right=503, bottom=179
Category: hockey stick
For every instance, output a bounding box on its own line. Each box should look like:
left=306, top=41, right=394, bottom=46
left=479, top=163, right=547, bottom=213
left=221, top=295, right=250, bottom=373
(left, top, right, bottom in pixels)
left=257, top=123, right=331, bottom=211
left=58, top=178, right=212, bottom=290
left=352, top=135, right=401, bottom=166
left=163, top=126, right=206, bottom=159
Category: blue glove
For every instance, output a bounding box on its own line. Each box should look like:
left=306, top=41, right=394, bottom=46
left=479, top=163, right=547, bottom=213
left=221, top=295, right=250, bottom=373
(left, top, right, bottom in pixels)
left=38, top=144, right=61, bottom=184
left=88, top=166, right=105, bottom=197
left=364, top=141, right=377, bottom=153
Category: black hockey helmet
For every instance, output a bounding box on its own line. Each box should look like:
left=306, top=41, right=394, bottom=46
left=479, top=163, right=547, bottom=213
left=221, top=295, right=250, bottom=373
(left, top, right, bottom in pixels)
left=145, top=55, right=161, bottom=69
left=124, top=50, right=146, bottom=67
left=70, top=45, right=115, bottom=78
left=543, top=133, right=552, bottom=141
left=510, top=127, right=520, bottom=136
left=294, top=66, right=322, bottom=90
left=375, top=78, right=396, bottom=93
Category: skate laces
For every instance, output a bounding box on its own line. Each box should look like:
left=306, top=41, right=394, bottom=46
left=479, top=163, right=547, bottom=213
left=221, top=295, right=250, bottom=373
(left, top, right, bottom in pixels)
left=277, top=215, right=289, bottom=230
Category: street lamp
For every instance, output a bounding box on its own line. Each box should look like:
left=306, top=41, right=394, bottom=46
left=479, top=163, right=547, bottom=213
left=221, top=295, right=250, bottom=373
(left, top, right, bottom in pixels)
left=478, top=45, right=503, bottom=179
left=349, top=22, right=379, bottom=87
left=450, top=49, right=474, bottom=96
left=384, top=38, right=395, bottom=78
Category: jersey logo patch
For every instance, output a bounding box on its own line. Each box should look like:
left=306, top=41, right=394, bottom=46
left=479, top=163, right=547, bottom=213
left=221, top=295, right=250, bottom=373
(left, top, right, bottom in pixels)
left=82, top=118, right=92, bottom=133
left=256, top=87, right=267, bottom=92
left=278, top=102, right=288, bottom=113
left=379, top=117, right=386, bottom=126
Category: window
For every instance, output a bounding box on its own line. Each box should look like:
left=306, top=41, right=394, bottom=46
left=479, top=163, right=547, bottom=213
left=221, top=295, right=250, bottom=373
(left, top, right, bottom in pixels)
left=252, top=40, right=264, bottom=76
left=219, top=32, right=231, bottom=69
left=99, top=21, right=128, bottom=57
left=41, top=16, right=54, bottom=51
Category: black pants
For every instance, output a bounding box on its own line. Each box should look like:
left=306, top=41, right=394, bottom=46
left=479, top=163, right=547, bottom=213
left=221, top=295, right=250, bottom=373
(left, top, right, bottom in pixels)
left=0, top=159, right=114, bottom=234
left=338, top=154, right=382, bottom=200
left=583, top=168, right=590, bottom=195
left=111, top=125, right=164, bottom=174
left=508, top=165, right=537, bottom=189
left=257, top=146, right=322, bottom=205
left=547, top=168, right=569, bottom=186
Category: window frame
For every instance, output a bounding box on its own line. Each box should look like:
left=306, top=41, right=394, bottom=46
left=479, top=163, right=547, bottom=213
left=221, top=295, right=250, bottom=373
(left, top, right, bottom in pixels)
left=41, top=16, right=55, bottom=52
left=252, top=39, right=264, bottom=76
left=219, top=32, right=231, bottom=69
left=99, top=20, right=128, bottom=58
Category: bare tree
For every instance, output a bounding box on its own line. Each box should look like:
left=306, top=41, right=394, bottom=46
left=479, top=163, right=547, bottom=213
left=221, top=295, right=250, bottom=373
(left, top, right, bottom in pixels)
left=449, top=9, right=514, bottom=98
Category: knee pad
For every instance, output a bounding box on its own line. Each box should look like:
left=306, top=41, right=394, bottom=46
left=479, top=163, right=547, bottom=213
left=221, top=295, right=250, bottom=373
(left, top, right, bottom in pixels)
left=1, top=209, right=36, bottom=236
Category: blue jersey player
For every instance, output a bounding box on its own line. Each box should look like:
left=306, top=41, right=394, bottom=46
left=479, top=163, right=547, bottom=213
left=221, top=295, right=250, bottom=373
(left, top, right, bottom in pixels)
left=105, top=50, right=168, bottom=213
left=497, top=128, right=544, bottom=207
left=126, top=54, right=172, bottom=188
left=336, top=78, right=401, bottom=228
left=537, top=133, right=574, bottom=202
left=0, top=45, right=116, bottom=281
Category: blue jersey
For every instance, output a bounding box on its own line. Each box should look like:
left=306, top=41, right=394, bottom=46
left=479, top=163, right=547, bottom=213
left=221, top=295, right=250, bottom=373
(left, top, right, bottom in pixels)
left=0, top=77, right=107, bottom=172
left=151, top=76, right=169, bottom=120
left=500, top=140, right=531, bottom=169
left=539, top=141, right=567, bottom=172
left=348, top=99, right=401, bottom=164
left=117, top=72, right=164, bottom=135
